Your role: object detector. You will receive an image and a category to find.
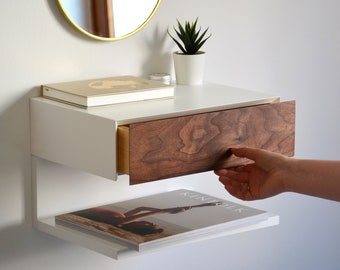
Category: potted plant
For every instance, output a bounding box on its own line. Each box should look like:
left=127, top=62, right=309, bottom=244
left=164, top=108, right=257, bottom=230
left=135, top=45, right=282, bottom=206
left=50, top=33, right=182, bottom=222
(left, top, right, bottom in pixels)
left=168, top=17, right=211, bottom=85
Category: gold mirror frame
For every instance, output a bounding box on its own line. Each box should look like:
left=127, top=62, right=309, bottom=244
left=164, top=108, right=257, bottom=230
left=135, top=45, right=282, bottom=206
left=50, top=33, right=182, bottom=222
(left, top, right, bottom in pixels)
left=57, top=0, right=161, bottom=41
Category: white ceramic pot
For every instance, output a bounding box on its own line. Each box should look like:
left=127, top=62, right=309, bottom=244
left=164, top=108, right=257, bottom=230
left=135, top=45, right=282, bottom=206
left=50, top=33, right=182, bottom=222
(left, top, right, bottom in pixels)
left=173, top=51, right=206, bottom=85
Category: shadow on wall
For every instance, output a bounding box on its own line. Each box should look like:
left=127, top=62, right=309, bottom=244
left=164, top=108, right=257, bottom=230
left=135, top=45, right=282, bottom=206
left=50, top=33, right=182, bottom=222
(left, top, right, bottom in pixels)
left=0, top=87, right=42, bottom=263
left=47, top=0, right=92, bottom=43
left=0, top=225, right=68, bottom=266
left=141, top=24, right=174, bottom=78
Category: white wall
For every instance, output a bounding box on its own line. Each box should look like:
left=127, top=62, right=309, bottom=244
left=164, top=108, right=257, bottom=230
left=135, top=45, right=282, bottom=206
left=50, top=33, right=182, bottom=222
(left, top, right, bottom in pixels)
left=1, top=0, right=339, bottom=269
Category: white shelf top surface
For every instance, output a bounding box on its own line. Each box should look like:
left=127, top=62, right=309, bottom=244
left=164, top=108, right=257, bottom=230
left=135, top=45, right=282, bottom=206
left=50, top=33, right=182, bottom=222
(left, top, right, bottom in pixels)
left=33, top=83, right=280, bottom=125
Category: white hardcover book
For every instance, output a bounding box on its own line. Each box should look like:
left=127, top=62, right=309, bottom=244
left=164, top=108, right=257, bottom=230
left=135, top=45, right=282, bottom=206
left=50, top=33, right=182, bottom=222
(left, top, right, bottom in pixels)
left=42, top=75, right=174, bottom=108
left=55, top=189, right=272, bottom=251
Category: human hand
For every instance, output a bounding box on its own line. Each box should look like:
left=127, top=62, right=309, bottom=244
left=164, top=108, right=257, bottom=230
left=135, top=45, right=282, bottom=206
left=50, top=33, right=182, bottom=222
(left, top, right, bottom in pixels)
left=214, top=148, right=290, bottom=200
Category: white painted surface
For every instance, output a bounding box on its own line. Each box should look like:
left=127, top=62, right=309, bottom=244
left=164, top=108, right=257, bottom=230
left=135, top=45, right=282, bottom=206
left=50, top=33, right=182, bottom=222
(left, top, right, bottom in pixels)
left=30, top=83, right=278, bottom=180
left=1, top=1, right=339, bottom=269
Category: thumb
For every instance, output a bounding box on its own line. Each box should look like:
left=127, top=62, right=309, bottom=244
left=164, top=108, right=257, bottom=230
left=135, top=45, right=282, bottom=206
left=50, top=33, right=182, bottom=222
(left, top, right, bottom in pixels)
left=231, top=147, right=260, bottom=161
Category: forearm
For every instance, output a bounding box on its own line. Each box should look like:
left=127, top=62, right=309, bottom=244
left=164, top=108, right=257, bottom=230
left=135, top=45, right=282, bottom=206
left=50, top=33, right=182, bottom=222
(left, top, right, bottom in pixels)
left=285, top=159, right=340, bottom=201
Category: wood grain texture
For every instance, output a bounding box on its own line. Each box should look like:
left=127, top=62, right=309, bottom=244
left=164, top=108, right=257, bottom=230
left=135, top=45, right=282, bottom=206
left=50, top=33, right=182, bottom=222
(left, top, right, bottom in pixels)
left=127, top=101, right=295, bottom=184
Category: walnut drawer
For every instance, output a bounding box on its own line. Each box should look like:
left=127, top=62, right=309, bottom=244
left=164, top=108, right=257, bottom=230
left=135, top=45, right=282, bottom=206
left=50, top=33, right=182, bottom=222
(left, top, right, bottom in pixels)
left=117, top=101, right=295, bottom=185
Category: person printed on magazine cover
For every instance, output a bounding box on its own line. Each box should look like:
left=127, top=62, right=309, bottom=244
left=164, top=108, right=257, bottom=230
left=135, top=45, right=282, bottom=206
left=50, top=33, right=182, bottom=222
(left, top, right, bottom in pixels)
left=214, top=147, right=340, bottom=202
left=73, top=202, right=222, bottom=235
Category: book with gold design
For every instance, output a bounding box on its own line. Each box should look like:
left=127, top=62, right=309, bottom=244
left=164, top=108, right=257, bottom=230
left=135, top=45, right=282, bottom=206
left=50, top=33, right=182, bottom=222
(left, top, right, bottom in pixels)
left=42, top=75, right=174, bottom=108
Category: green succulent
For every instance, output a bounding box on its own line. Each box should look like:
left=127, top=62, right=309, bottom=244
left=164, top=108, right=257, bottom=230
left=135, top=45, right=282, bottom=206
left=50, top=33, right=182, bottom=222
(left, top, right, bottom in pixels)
left=168, top=17, right=212, bottom=55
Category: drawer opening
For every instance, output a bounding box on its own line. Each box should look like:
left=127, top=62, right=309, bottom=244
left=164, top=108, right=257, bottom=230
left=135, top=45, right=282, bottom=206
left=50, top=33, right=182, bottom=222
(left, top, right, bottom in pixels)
left=117, top=125, right=129, bottom=175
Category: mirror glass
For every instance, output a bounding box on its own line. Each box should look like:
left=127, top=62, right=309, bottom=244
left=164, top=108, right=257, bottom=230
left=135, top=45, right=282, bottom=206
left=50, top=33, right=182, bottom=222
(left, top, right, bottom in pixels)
left=57, top=0, right=161, bottom=41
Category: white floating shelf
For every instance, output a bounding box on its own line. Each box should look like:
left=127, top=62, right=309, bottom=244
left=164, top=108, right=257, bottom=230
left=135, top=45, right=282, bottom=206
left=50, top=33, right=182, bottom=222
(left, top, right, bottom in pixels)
left=30, top=82, right=283, bottom=260
left=36, top=214, right=278, bottom=259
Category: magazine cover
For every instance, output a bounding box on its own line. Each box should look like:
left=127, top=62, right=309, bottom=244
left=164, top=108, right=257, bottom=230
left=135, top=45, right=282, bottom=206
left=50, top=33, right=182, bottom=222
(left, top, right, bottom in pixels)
left=55, top=189, right=268, bottom=251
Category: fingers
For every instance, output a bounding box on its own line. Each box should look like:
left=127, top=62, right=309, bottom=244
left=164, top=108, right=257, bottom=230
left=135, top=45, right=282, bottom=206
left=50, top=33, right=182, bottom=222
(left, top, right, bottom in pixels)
left=219, top=175, right=253, bottom=201
left=214, top=164, right=254, bottom=181
left=215, top=165, right=255, bottom=201
left=231, top=147, right=260, bottom=161
left=216, top=168, right=249, bottom=182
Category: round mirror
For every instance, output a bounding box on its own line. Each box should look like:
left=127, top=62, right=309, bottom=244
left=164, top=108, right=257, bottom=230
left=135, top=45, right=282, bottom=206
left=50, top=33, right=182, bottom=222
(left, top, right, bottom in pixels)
left=57, top=0, right=161, bottom=41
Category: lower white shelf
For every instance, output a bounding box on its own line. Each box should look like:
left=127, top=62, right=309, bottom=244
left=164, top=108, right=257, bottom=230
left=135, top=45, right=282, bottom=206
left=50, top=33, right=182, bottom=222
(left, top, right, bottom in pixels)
left=35, top=214, right=279, bottom=260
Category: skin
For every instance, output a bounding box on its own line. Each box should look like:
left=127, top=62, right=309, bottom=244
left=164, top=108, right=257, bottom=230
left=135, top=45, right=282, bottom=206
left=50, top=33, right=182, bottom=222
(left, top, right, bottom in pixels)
left=214, top=148, right=340, bottom=202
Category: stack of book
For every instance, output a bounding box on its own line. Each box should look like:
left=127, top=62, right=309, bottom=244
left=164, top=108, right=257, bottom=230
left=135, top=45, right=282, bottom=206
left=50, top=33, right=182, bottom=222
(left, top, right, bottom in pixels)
left=55, top=189, right=272, bottom=251
left=42, top=75, right=175, bottom=108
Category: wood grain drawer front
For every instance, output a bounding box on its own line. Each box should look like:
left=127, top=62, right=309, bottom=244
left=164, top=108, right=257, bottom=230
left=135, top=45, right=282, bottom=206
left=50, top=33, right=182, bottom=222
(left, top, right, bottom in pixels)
left=117, top=101, right=295, bottom=185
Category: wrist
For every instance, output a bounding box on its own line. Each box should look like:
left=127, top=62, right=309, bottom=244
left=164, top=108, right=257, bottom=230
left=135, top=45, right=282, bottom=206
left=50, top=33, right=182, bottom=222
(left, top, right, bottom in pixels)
left=282, top=157, right=302, bottom=193
left=285, top=158, right=308, bottom=193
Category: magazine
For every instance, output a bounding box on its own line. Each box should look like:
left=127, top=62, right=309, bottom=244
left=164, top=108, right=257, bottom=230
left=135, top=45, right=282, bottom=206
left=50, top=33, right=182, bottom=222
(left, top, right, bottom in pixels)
left=55, top=189, right=270, bottom=251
